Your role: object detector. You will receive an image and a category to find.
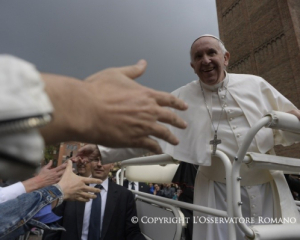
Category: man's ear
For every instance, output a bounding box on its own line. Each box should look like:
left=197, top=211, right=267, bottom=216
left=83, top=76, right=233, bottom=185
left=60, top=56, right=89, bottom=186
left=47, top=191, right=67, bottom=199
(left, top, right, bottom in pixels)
left=110, top=163, right=115, bottom=170
left=224, top=52, right=230, bottom=67
left=190, top=62, right=196, bottom=73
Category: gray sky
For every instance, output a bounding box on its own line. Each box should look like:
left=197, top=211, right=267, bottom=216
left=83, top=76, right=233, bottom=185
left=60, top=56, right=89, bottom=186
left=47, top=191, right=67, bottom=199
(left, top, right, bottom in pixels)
left=0, top=0, right=219, bottom=92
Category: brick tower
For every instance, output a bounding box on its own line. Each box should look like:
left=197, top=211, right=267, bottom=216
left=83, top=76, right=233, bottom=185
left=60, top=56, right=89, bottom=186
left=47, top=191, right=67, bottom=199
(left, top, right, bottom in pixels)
left=215, top=0, right=300, bottom=157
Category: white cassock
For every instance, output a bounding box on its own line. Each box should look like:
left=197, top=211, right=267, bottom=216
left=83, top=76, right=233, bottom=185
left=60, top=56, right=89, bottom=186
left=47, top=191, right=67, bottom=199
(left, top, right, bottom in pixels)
left=99, top=72, right=300, bottom=240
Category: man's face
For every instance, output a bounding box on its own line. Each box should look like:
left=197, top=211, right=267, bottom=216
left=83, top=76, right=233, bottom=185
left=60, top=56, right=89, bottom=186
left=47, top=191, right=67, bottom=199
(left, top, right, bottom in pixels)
left=76, top=161, right=92, bottom=177
left=190, top=37, right=230, bottom=85
left=91, top=158, right=114, bottom=181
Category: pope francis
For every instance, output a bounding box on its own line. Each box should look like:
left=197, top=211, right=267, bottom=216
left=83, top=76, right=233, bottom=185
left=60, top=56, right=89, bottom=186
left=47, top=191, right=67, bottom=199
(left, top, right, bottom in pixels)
left=76, top=34, right=300, bottom=240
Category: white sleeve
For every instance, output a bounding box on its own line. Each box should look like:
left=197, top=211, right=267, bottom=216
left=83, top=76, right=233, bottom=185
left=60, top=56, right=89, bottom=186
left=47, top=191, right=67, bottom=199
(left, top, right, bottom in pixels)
left=98, top=146, right=148, bottom=165
left=0, top=182, right=26, bottom=203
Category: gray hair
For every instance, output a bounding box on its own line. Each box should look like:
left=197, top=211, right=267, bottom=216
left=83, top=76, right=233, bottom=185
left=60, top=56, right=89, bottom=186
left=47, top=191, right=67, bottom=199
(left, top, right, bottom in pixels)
left=190, top=34, right=228, bottom=60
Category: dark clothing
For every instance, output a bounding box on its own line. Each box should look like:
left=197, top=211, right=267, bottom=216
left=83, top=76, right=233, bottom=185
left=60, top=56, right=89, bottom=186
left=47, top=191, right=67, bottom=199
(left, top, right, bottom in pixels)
left=43, top=180, right=145, bottom=240
left=172, top=162, right=198, bottom=240
left=154, top=190, right=164, bottom=197
left=161, top=187, right=175, bottom=199
left=285, top=174, right=300, bottom=200
left=123, top=180, right=150, bottom=194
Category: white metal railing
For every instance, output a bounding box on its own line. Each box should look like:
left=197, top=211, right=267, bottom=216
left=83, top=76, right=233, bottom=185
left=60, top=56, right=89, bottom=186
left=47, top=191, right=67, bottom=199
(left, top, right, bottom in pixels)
left=118, top=111, right=300, bottom=240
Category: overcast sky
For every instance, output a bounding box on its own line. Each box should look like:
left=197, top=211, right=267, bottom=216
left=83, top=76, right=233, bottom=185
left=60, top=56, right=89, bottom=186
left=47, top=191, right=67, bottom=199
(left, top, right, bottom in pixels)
left=0, top=0, right=219, bottom=92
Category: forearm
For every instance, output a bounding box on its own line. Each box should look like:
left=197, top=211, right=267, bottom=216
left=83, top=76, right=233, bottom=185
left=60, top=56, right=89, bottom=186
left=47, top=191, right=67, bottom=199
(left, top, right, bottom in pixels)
left=39, top=73, right=91, bottom=145
left=22, top=175, right=49, bottom=193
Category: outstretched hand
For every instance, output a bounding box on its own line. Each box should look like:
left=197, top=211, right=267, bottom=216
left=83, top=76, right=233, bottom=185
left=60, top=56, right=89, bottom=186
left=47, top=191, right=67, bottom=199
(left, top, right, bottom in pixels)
left=22, top=160, right=67, bottom=193
left=71, top=144, right=100, bottom=164
left=36, top=160, right=67, bottom=185
left=83, top=60, right=188, bottom=153
left=41, top=60, right=188, bottom=154
left=287, top=109, right=300, bottom=120
left=58, top=160, right=102, bottom=202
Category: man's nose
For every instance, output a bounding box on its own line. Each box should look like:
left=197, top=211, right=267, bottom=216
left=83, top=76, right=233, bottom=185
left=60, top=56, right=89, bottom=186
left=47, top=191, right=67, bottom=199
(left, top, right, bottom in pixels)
left=96, top=160, right=102, bottom=166
left=202, top=55, right=211, bottom=64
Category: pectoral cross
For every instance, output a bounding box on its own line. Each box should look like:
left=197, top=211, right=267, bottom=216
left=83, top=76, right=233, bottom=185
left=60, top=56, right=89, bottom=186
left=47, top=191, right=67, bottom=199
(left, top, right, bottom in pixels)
left=210, top=130, right=221, bottom=155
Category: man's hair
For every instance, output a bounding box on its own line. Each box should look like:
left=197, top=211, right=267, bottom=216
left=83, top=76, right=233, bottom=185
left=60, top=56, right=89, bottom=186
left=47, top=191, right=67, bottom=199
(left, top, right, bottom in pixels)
left=190, top=34, right=228, bottom=60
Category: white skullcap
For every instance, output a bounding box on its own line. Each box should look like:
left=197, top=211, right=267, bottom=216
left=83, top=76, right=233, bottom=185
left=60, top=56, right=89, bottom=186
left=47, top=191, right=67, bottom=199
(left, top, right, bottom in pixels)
left=191, top=34, right=225, bottom=47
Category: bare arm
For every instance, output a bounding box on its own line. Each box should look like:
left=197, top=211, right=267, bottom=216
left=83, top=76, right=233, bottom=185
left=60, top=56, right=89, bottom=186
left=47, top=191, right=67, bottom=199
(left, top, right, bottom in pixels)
left=40, top=60, right=188, bottom=154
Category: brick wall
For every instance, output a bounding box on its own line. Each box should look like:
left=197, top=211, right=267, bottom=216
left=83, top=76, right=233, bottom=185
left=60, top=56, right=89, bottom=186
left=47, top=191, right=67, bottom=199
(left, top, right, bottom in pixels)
left=216, top=0, right=300, bottom=157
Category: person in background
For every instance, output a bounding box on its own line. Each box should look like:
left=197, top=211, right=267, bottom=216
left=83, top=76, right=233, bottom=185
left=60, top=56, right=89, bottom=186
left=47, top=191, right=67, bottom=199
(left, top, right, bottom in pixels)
left=43, top=144, right=145, bottom=240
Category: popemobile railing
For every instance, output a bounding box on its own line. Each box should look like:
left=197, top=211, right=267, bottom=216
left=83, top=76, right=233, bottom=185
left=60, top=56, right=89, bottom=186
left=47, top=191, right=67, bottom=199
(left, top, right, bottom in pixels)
left=118, top=111, right=300, bottom=240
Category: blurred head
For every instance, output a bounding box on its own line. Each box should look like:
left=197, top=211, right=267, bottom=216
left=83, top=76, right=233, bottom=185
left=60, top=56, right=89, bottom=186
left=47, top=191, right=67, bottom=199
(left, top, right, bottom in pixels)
left=76, top=161, right=92, bottom=177
left=154, top=184, right=160, bottom=191
left=190, top=34, right=230, bottom=85
left=149, top=183, right=153, bottom=187
left=90, top=156, right=114, bottom=181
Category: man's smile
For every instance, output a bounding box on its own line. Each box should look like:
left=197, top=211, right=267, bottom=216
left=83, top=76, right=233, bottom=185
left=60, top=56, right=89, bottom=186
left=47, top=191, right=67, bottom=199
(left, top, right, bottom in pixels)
left=202, top=67, right=215, bottom=72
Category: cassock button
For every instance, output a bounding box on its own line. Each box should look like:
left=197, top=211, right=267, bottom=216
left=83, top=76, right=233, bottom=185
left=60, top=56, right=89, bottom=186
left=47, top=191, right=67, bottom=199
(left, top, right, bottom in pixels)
left=219, top=88, right=222, bottom=92
left=237, top=134, right=241, bottom=138
left=229, top=118, right=233, bottom=121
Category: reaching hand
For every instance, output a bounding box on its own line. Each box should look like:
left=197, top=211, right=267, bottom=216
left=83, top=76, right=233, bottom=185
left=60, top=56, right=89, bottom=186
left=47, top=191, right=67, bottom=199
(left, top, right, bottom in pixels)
left=58, top=160, right=102, bottom=202
left=41, top=60, right=188, bottom=154
left=22, top=160, right=67, bottom=193
left=83, top=60, right=188, bottom=153
left=36, top=160, right=67, bottom=186
left=71, top=144, right=100, bottom=164
left=287, top=109, right=300, bottom=120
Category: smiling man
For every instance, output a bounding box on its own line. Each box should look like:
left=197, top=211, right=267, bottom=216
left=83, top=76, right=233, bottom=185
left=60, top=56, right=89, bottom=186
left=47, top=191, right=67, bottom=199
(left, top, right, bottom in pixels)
left=76, top=161, right=92, bottom=177
left=190, top=35, right=229, bottom=86
left=77, top=35, right=300, bottom=240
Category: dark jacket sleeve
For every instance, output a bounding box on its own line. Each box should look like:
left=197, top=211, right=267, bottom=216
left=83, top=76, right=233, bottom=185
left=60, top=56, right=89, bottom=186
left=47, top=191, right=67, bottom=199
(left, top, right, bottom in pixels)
left=124, top=190, right=146, bottom=240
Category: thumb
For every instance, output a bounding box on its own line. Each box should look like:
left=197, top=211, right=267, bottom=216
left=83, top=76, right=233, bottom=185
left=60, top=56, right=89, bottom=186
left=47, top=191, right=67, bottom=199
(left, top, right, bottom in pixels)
left=65, top=160, right=73, bottom=173
left=118, top=59, right=147, bottom=79
left=45, top=160, right=53, bottom=168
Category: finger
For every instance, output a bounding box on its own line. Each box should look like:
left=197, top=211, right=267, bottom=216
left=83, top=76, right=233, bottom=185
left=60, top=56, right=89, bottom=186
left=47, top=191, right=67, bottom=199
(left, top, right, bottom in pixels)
left=78, top=192, right=98, bottom=199
left=64, top=160, right=73, bottom=173
left=118, top=59, right=147, bottom=79
left=82, top=185, right=101, bottom=194
left=156, top=107, right=187, bottom=129
left=75, top=197, right=92, bottom=202
left=83, top=177, right=102, bottom=186
left=145, top=122, right=179, bottom=145
left=56, top=168, right=66, bottom=177
left=45, top=160, right=53, bottom=169
left=70, top=156, right=78, bottom=163
left=133, top=137, right=163, bottom=154
left=150, top=90, right=188, bottom=111
left=288, top=110, right=300, bottom=120
left=55, top=162, right=67, bottom=172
